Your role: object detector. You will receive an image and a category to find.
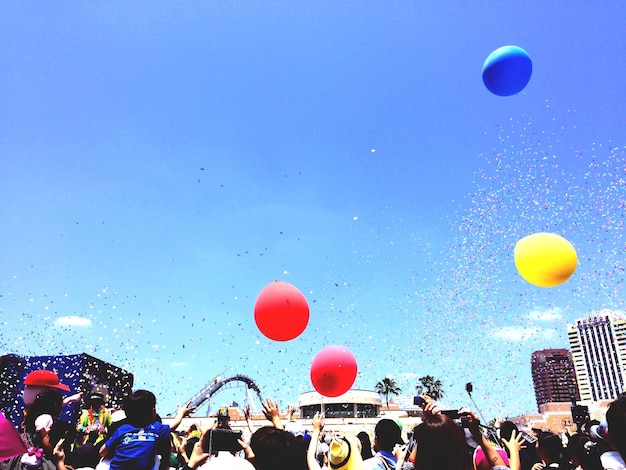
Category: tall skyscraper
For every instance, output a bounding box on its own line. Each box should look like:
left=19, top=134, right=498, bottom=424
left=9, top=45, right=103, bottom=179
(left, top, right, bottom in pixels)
left=568, top=310, right=626, bottom=401
left=531, top=348, right=579, bottom=411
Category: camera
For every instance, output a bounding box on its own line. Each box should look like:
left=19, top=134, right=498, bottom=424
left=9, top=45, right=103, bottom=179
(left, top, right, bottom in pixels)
left=203, top=429, right=243, bottom=453
left=441, top=410, right=469, bottom=428
left=571, top=405, right=590, bottom=428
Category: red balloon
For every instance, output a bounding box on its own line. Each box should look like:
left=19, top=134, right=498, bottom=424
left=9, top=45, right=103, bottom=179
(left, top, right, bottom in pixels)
left=310, top=345, right=358, bottom=397
left=254, top=281, right=309, bottom=341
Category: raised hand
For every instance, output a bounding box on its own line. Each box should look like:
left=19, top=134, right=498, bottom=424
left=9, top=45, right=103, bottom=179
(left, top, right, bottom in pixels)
left=312, top=411, right=324, bottom=432
left=262, top=398, right=283, bottom=429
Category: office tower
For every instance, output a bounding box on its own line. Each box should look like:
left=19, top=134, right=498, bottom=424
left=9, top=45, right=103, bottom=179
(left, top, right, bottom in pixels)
left=568, top=310, right=626, bottom=401
left=531, top=348, right=579, bottom=411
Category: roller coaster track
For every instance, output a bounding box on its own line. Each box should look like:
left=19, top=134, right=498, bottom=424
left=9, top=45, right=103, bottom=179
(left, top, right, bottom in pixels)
left=171, top=373, right=263, bottom=416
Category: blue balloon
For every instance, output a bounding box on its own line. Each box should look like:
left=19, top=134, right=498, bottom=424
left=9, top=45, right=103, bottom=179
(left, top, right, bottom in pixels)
left=482, top=45, right=532, bottom=96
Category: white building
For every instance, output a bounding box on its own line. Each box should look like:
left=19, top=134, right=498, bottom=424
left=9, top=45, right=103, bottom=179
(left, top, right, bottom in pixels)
left=297, top=389, right=382, bottom=419
left=568, top=310, right=626, bottom=401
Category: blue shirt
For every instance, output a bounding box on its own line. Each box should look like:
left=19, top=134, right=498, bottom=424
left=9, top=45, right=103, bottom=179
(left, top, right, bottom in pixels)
left=364, top=450, right=397, bottom=470
left=106, top=421, right=170, bottom=470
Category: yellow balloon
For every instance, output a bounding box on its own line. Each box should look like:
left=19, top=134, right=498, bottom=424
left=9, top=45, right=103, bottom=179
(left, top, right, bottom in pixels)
left=514, top=232, right=578, bottom=287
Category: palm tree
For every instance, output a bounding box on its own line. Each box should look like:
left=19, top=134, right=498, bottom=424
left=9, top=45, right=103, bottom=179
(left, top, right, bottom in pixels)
left=375, top=377, right=402, bottom=410
left=416, top=375, right=445, bottom=401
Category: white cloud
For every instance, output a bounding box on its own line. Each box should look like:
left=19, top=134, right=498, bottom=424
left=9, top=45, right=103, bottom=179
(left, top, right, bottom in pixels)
left=539, top=329, right=556, bottom=339
left=53, top=316, right=92, bottom=327
left=170, top=362, right=189, bottom=368
left=526, top=307, right=563, bottom=321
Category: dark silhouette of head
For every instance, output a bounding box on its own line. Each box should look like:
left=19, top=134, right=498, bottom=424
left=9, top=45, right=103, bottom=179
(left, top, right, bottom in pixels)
left=357, top=431, right=374, bottom=460
left=413, top=413, right=472, bottom=470
left=536, top=431, right=568, bottom=467
left=69, top=443, right=101, bottom=469
left=249, top=426, right=307, bottom=470
left=607, top=393, right=626, bottom=460
left=567, top=432, right=602, bottom=470
left=499, top=420, right=519, bottom=442
left=374, top=418, right=403, bottom=452
left=25, top=388, right=63, bottom=433
left=123, top=390, right=157, bottom=428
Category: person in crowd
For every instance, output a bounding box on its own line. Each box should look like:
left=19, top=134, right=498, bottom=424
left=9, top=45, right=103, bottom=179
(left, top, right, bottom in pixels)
left=168, top=433, right=187, bottom=470
left=69, top=443, right=101, bottom=470
left=99, top=389, right=172, bottom=470
left=20, top=372, right=78, bottom=452
left=363, top=418, right=405, bottom=470
left=531, top=432, right=571, bottom=470
left=188, top=424, right=202, bottom=440
left=499, top=420, right=541, bottom=470
left=605, top=393, right=626, bottom=469
left=185, top=436, right=200, bottom=462
left=327, top=434, right=364, bottom=470
left=357, top=431, right=374, bottom=461
left=245, top=397, right=308, bottom=470
left=408, top=396, right=524, bottom=470
left=215, top=407, right=231, bottom=430
left=565, top=433, right=602, bottom=470
left=22, top=370, right=82, bottom=411
left=76, top=386, right=113, bottom=448
left=411, top=403, right=473, bottom=470
left=0, top=389, right=71, bottom=470
left=306, top=412, right=326, bottom=470
left=178, top=428, right=254, bottom=469
left=184, top=425, right=203, bottom=461
left=100, top=390, right=170, bottom=470
left=248, top=426, right=307, bottom=470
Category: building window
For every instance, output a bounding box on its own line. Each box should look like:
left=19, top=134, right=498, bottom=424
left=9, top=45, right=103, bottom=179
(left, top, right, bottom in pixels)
left=325, top=403, right=353, bottom=418
left=301, top=405, right=322, bottom=419
left=356, top=404, right=378, bottom=418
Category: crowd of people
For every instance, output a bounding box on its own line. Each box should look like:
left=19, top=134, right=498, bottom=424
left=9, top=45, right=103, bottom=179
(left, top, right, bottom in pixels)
left=2, top=370, right=626, bottom=470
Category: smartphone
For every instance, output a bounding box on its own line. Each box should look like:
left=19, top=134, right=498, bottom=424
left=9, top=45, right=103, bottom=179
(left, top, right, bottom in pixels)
left=413, top=396, right=426, bottom=406
left=203, top=429, right=243, bottom=453
left=519, top=430, right=537, bottom=445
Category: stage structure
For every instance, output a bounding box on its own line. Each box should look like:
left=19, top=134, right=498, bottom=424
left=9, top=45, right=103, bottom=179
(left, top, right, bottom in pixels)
left=0, top=353, right=133, bottom=428
left=172, top=373, right=263, bottom=417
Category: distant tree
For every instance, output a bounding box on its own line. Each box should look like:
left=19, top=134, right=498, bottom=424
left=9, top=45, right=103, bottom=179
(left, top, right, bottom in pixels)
left=416, top=375, right=444, bottom=401
left=375, top=377, right=402, bottom=410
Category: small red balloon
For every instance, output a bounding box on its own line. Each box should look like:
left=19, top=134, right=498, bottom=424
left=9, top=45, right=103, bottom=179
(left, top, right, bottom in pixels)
left=254, top=281, right=309, bottom=341
left=310, top=345, right=358, bottom=397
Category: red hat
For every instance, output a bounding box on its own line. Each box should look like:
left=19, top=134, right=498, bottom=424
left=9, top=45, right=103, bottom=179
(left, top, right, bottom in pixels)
left=23, top=370, right=70, bottom=392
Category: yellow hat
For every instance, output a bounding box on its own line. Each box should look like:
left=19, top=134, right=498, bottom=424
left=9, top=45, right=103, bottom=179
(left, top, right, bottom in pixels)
left=329, top=435, right=364, bottom=470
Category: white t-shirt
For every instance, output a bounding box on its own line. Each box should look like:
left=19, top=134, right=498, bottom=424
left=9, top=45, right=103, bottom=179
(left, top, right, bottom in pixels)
left=601, top=451, right=626, bottom=470
left=197, top=451, right=255, bottom=470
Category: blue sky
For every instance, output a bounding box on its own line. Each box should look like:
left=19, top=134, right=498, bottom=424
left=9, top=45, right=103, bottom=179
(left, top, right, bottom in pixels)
left=2, top=2, right=626, bottom=419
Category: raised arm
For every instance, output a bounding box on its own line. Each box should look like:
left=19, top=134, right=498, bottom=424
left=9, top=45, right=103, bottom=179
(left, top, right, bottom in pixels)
left=184, top=429, right=210, bottom=470
left=52, top=438, right=67, bottom=470
left=262, top=398, right=284, bottom=429
left=170, top=401, right=196, bottom=432
left=419, top=395, right=441, bottom=416
left=244, top=403, right=255, bottom=434
left=462, top=409, right=507, bottom=469
left=501, top=429, right=525, bottom=470
left=307, top=412, right=324, bottom=470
